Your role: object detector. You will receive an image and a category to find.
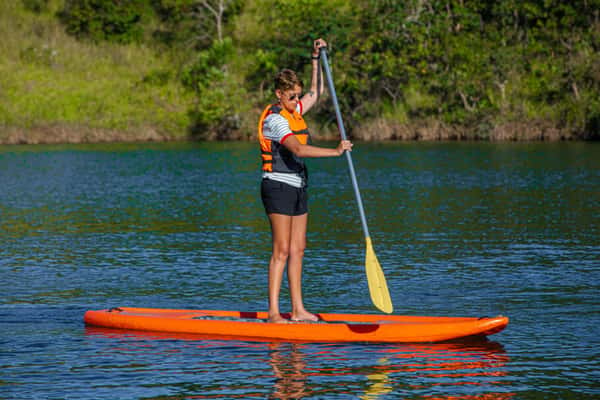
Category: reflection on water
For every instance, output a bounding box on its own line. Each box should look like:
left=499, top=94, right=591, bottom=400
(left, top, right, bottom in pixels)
left=269, top=343, right=308, bottom=399
left=85, top=327, right=512, bottom=399
left=361, top=357, right=393, bottom=399
left=383, top=343, right=512, bottom=399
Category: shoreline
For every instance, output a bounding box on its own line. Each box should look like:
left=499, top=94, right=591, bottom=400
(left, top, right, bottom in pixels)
left=0, top=120, right=595, bottom=145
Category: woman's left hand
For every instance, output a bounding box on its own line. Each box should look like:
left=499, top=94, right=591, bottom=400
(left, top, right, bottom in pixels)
left=313, top=38, right=327, bottom=57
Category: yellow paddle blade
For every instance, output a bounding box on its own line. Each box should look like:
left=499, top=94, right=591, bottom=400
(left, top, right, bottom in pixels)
left=365, top=237, right=393, bottom=313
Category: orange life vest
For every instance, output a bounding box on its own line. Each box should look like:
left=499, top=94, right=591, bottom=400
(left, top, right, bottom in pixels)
left=258, top=103, right=310, bottom=175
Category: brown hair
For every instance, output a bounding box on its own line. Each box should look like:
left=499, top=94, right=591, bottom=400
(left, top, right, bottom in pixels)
left=274, top=69, right=303, bottom=92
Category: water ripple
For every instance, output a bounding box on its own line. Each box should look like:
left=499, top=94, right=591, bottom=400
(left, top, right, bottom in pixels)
left=2, top=142, right=599, bottom=399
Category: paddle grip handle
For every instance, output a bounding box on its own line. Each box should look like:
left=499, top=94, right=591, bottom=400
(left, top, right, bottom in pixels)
left=319, top=48, right=370, bottom=239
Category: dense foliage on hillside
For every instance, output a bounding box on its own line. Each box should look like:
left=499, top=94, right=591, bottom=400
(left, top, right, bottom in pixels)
left=2, top=0, right=599, bottom=141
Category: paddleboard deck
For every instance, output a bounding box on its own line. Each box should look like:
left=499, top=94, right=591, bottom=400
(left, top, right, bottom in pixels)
left=84, top=307, right=508, bottom=343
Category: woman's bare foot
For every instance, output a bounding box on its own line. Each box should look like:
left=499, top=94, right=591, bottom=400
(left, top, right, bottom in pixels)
left=268, top=313, right=289, bottom=324
left=291, top=310, right=319, bottom=322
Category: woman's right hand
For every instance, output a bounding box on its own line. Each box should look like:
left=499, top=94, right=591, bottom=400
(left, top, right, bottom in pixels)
left=337, top=140, right=353, bottom=155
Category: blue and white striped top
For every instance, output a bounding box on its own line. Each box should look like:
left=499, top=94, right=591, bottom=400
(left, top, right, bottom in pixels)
left=261, top=102, right=304, bottom=188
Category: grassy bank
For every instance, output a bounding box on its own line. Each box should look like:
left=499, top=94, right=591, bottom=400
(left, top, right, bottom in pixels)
left=0, top=1, right=194, bottom=144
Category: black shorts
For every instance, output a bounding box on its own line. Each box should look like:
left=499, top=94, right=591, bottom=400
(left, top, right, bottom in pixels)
left=261, top=179, right=308, bottom=216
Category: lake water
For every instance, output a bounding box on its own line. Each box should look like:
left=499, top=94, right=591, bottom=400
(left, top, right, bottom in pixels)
left=1, top=141, right=598, bottom=399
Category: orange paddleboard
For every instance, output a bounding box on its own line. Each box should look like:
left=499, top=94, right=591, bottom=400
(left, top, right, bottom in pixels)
left=84, top=307, right=508, bottom=343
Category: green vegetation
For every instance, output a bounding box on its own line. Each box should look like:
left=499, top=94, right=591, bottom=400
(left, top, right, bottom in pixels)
left=1, top=0, right=599, bottom=143
left=0, top=0, right=194, bottom=143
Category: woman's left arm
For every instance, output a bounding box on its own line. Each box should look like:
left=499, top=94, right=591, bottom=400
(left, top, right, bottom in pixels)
left=301, top=38, right=327, bottom=114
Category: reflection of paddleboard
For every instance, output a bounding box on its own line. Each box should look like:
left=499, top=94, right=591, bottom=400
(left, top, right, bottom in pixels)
left=84, top=307, right=508, bottom=343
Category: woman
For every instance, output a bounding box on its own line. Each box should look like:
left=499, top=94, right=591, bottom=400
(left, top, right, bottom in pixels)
left=258, top=38, right=353, bottom=323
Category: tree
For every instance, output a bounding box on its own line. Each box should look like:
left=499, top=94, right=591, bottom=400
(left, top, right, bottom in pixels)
left=58, top=0, right=148, bottom=44
left=194, top=0, right=228, bottom=42
left=190, top=0, right=242, bottom=46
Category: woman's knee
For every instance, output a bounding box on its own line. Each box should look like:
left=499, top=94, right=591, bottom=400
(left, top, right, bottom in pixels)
left=272, top=243, right=290, bottom=262
left=289, top=242, right=306, bottom=258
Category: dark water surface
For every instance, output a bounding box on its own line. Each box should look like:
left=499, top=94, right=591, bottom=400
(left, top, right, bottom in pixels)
left=1, top=141, right=598, bottom=399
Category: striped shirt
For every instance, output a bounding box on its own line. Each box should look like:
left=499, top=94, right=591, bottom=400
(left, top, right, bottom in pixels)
left=261, top=102, right=304, bottom=188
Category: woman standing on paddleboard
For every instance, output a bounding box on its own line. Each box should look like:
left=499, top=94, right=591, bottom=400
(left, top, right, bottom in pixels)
left=258, top=38, right=353, bottom=323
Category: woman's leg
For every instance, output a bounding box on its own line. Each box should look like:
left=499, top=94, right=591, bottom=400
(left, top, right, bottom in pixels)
left=267, top=213, right=292, bottom=323
left=288, top=213, right=318, bottom=321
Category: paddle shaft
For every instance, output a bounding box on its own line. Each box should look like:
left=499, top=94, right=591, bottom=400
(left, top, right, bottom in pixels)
left=319, top=48, right=370, bottom=238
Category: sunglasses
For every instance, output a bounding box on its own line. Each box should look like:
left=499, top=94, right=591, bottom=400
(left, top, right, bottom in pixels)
left=286, top=93, right=302, bottom=101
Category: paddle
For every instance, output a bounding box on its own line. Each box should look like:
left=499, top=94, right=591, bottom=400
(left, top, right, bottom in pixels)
left=319, top=47, right=393, bottom=314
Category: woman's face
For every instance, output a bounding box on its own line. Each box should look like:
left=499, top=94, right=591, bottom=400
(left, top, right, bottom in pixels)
left=277, top=85, right=302, bottom=113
